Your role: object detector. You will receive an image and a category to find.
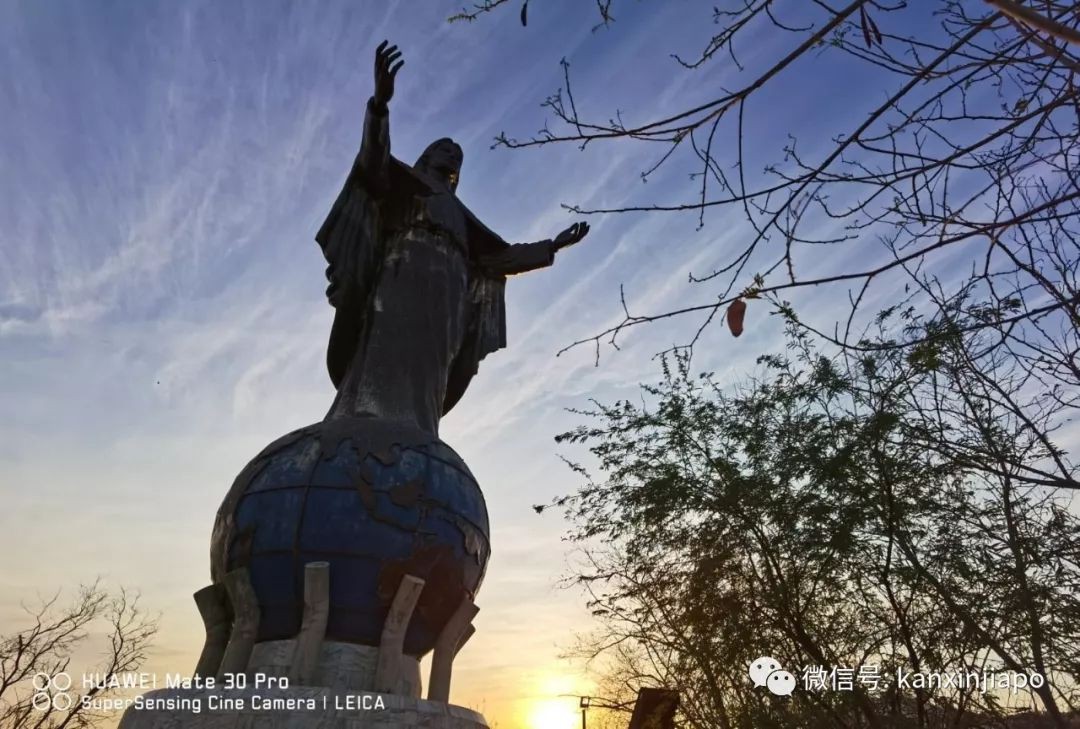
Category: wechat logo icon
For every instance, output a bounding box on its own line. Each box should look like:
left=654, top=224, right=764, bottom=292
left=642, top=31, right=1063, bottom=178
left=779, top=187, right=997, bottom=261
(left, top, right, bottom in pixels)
left=749, top=657, right=796, bottom=697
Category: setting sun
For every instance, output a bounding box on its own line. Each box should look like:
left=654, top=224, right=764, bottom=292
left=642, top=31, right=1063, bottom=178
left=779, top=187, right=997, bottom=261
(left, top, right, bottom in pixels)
left=526, top=699, right=580, bottom=729
left=519, top=673, right=589, bottom=729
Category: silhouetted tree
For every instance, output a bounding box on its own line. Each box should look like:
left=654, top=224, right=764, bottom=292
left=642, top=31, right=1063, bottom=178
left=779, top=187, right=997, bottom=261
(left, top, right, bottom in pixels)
left=0, top=583, right=157, bottom=729
left=453, top=4, right=1080, bottom=725
left=547, top=309, right=1080, bottom=728
left=451, top=1, right=1080, bottom=373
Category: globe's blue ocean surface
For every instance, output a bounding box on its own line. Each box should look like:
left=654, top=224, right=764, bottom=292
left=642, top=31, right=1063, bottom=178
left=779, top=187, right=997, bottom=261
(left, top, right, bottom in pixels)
left=211, top=418, right=490, bottom=657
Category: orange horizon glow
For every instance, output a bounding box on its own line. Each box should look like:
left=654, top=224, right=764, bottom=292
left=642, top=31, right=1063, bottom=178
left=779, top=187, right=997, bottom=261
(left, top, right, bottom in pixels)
left=517, top=672, right=590, bottom=729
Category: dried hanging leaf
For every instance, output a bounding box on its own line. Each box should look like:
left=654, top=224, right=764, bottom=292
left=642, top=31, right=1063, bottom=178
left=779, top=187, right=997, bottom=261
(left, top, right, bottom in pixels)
left=859, top=6, right=873, bottom=49
left=727, top=299, right=747, bottom=337
left=520, top=0, right=529, bottom=26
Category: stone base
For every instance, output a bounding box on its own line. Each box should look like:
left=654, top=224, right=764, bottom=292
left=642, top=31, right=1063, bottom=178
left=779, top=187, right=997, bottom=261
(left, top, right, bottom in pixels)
left=118, top=686, right=488, bottom=729
left=247, top=641, right=421, bottom=698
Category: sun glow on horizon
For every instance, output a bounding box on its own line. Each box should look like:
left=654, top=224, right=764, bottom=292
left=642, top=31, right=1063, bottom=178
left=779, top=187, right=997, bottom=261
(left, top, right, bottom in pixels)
left=526, top=699, right=579, bottom=729
left=521, top=673, right=587, bottom=729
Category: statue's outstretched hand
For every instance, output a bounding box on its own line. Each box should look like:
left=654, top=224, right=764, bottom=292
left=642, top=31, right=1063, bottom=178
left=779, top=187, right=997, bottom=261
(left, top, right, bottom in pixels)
left=373, top=40, right=404, bottom=110
left=554, top=222, right=590, bottom=251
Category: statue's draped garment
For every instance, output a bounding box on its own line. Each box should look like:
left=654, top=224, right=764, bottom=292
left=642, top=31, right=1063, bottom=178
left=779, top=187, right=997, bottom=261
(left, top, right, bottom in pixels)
left=316, top=100, right=555, bottom=435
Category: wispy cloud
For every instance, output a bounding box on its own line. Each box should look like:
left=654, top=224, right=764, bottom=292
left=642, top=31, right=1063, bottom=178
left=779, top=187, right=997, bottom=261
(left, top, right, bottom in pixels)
left=0, top=3, right=924, bottom=725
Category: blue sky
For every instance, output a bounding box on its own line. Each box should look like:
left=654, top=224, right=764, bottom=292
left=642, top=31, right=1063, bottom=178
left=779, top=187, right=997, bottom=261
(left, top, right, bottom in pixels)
left=0, top=2, right=1000, bottom=727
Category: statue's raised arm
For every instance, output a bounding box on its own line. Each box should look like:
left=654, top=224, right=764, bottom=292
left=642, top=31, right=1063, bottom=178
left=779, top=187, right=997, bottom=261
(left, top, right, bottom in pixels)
left=350, top=41, right=403, bottom=195
left=372, top=40, right=403, bottom=113
left=478, top=222, right=590, bottom=276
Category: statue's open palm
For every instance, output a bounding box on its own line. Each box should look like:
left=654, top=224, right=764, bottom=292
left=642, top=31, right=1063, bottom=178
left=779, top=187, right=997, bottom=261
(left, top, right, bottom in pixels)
left=373, top=41, right=404, bottom=108
left=554, top=222, right=590, bottom=250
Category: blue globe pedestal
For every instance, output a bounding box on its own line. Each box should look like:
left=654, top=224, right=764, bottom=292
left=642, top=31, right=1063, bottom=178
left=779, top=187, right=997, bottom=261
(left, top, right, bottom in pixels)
left=119, top=417, right=494, bottom=729
left=210, top=417, right=490, bottom=659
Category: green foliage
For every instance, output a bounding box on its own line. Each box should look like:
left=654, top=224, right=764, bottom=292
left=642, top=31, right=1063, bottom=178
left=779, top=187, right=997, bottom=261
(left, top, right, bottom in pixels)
left=556, top=325, right=1080, bottom=729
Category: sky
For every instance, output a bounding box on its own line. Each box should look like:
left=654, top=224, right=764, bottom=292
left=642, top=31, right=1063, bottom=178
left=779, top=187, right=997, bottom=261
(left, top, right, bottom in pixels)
left=0, top=2, right=1016, bottom=728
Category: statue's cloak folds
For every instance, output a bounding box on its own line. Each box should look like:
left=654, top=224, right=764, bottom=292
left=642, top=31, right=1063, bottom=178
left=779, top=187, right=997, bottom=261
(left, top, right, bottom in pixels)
left=315, top=155, right=509, bottom=416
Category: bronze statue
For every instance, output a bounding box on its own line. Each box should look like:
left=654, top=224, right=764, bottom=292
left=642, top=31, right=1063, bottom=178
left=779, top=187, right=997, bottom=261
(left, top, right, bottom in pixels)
left=185, top=41, right=591, bottom=719
left=317, top=41, right=590, bottom=435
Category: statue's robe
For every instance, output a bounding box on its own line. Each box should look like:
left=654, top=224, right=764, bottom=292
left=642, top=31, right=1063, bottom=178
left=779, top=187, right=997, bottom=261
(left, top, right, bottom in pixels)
left=315, top=99, right=554, bottom=434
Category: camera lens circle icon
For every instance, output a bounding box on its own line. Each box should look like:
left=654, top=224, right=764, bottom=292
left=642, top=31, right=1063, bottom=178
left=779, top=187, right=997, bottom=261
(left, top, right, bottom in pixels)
left=30, top=673, right=73, bottom=712
left=31, top=691, right=52, bottom=711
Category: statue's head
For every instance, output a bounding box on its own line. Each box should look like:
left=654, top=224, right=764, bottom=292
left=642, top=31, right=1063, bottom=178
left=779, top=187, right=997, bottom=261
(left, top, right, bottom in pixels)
left=415, top=138, right=463, bottom=193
